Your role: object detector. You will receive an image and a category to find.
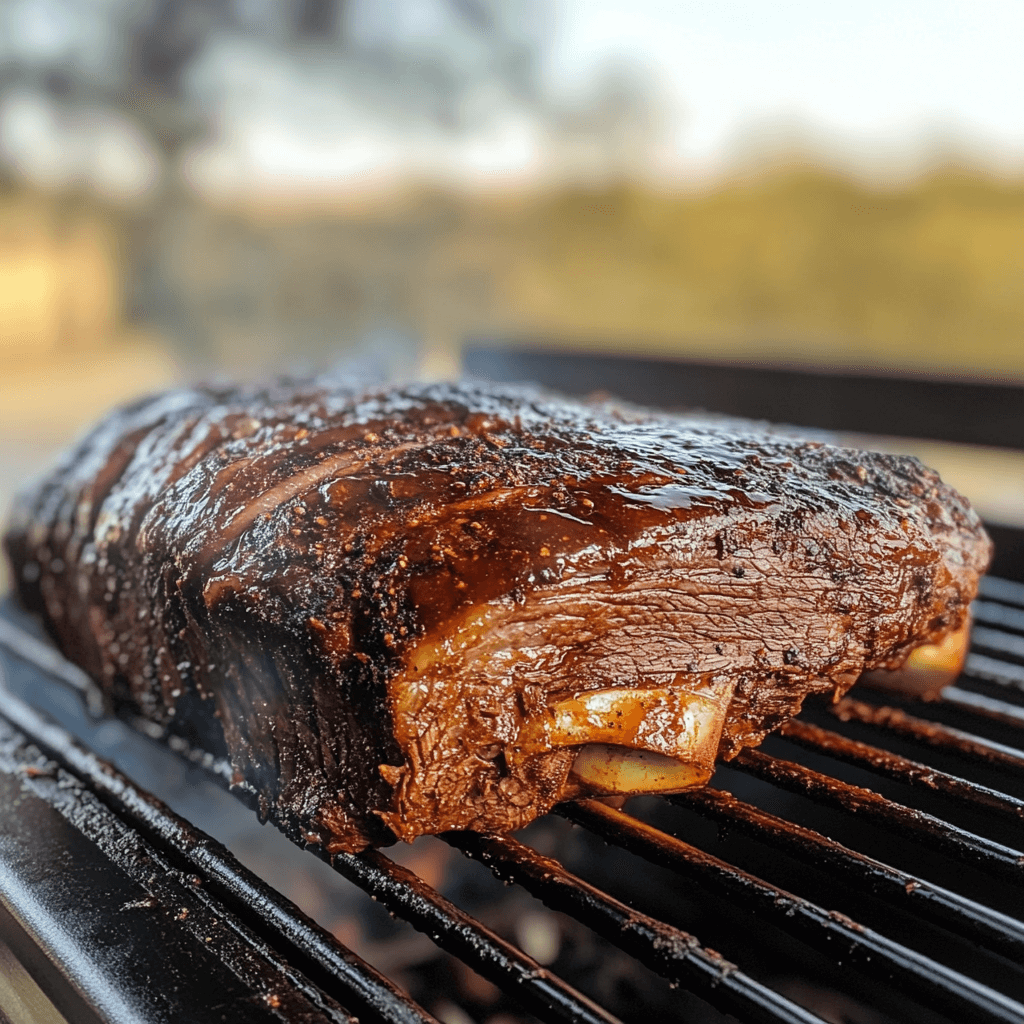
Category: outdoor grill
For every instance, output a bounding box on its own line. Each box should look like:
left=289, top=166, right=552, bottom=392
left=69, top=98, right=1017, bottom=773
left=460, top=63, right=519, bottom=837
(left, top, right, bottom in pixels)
left=0, top=354, right=1022, bottom=1024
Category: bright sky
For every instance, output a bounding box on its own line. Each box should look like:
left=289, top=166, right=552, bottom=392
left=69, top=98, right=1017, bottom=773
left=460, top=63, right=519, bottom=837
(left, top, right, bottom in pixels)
left=551, top=0, right=1024, bottom=173
left=3, top=0, right=1023, bottom=198
left=191, top=0, right=1024, bottom=194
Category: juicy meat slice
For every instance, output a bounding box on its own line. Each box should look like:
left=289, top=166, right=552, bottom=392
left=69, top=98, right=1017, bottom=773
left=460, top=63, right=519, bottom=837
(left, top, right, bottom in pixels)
left=3, top=381, right=991, bottom=851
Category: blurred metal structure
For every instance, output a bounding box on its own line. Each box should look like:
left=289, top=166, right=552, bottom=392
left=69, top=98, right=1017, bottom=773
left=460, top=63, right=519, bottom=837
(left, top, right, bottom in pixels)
left=463, top=346, right=1024, bottom=450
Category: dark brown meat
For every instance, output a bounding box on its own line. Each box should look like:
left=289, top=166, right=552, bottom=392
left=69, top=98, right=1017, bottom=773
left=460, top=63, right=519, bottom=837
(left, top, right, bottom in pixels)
left=3, top=381, right=991, bottom=851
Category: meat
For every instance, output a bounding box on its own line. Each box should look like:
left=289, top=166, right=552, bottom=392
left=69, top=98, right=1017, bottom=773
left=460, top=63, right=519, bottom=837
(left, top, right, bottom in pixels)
left=3, top=380, right=991, bottom=851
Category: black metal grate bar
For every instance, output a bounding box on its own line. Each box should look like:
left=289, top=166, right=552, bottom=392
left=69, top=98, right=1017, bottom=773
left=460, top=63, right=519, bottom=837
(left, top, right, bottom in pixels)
left=0, top=689, right=439, bottom=1024
left=973, top=627, right=1024, bottom=663
left=777, top=719, right=1024, bottom=823
left=326, top=847, right=623, bottom=1024
left=0, top=709, right=356, bottom=1024
left=979, top=577, right=1024, bottom=608
left=942, top=686, right=1024, bottom=729
left=829, top=698, right=1024, bottom=780
left=964, top=653, right=1024, bottom=692
left=671, top=787, right=1024, bottom=963
left=732, top=748, right=1024, bottom=887
left=443, top=827, right=828, bottom=1024
left=0, top=618, right=103, bottom=714
left=557, top=800, right=1024, bottom=1024
left=973, top=601, right=1024, bottom=636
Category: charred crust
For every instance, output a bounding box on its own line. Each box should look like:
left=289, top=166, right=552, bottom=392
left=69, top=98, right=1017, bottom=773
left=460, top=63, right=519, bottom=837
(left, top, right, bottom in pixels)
left=3, top=379, right=992, bottom=850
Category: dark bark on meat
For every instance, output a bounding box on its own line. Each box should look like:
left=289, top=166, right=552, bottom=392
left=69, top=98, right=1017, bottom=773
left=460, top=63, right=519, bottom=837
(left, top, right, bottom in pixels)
left=3, top=381, right=991, bottom=850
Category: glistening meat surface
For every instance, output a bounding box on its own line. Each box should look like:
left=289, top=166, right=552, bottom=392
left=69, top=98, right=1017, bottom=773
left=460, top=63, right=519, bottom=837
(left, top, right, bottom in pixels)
left=4, top=381, right=991, bottom=850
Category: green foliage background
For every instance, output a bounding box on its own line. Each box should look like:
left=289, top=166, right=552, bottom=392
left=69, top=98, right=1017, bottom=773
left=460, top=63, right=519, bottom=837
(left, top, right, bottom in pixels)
left=489, top=166, right=1023, bottom=377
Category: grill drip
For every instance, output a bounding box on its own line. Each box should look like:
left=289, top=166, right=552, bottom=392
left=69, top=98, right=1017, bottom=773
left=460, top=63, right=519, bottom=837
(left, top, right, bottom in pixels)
left=0, top=578, right=1023, bottom=1024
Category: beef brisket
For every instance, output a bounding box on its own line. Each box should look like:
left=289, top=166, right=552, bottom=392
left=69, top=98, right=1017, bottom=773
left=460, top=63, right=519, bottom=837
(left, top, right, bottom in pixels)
left=3, top=381, right=991, bottom=850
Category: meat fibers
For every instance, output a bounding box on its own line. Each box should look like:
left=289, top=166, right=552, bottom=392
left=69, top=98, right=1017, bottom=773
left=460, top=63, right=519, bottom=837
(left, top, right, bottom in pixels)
left=4, top=381, right=991, bottom=851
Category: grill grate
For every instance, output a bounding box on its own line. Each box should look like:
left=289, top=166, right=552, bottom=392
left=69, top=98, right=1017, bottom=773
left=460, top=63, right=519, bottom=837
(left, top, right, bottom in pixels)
left=551, top=799, right=1019, bottom=1024
left=827, top=698, right=1024, bottom=780
left=730, top=746, right=1024, bottom=885
left=672, top=785, right=1024, bottom=964
left=775, top=718, right=1024, bottom=822
left=1, top=582, right=1024, bottom=1024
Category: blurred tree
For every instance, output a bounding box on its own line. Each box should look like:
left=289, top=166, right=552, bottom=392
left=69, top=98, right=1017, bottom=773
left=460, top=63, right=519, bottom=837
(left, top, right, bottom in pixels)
left=0, top=0, right=558, bottom=189
left=0, top=0, right=662, bottom=363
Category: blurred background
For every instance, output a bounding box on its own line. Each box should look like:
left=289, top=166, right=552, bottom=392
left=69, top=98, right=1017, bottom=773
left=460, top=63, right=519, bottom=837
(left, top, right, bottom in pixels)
left=1, top=4, right=1023, bottom=1021
left=2, top=0, right=1024, bottom=548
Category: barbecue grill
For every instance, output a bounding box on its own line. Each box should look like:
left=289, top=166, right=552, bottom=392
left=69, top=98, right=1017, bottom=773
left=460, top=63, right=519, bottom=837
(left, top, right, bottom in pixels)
left=1, top=353, right=1022, bottom=1024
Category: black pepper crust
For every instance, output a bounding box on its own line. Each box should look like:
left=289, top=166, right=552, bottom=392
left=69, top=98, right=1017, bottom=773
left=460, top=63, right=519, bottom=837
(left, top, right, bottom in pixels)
left=3, top=380, right=991, bottom=850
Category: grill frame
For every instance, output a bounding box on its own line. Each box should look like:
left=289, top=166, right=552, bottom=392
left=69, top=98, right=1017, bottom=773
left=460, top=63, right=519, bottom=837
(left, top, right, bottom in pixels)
left=2, top=584, right=1024, bottom=1024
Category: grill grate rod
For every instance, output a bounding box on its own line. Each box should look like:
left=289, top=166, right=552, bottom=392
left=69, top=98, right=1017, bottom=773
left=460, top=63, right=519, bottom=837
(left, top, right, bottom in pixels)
left=972, top=627, right=1024, bottom=663
left=829, top=698, right=1024, bottom=780
left=733, top=748, right=1024, bottom=887
left=942, top=686, right=1024, bottom=729
left=979, top=577, right=1024, bottom=608
left=557, top=800, right=1024, bottom=1024
left=444, top=827, right=827, bottom=1024
left=777, top=719, right=1024, bottom=823
left=0, top=687, right=440, bottom=1024
left=0, top=709, right=360, bottom=1024
left=964, top=653, right=1024, bottom=692
left=672, top=787, right=1024, bottom=963
left=973, top=601, right=1024, bottom=636
left=327, top=847, right=624, bottom=1024
left=0, top=617, right=103, bottom=715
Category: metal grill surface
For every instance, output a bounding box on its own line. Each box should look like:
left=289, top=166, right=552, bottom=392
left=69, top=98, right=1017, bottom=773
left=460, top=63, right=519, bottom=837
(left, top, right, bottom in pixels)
left=0, top=578, right=1022, bottom=1024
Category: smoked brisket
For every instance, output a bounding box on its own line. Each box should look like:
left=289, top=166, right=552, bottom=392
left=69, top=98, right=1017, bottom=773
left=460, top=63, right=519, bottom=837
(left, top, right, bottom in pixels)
left=3, top=381, right=991, bottom=850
